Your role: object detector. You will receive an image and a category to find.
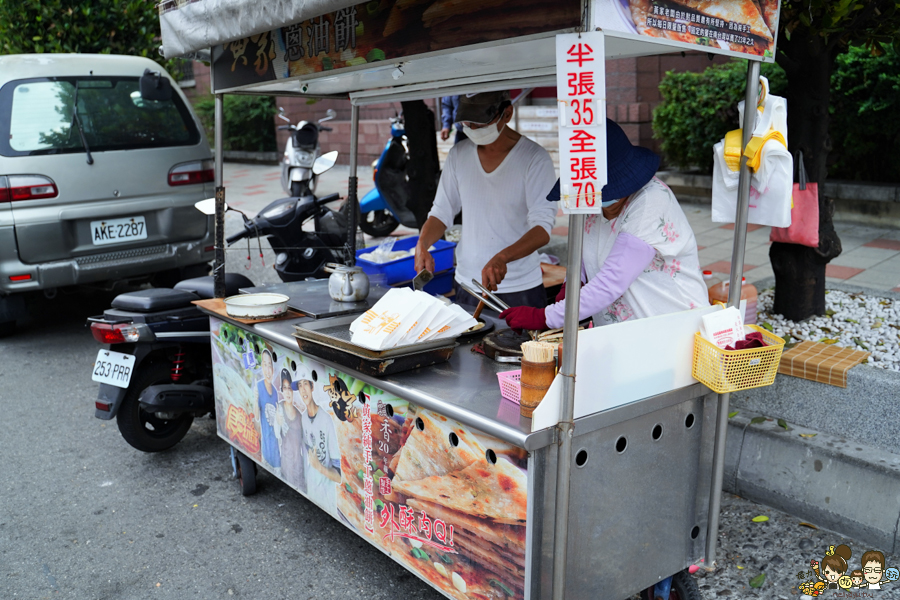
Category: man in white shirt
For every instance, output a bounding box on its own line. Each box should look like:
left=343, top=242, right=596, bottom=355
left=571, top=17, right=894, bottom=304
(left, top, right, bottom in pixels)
left=414, top=91, right=557, bottom=309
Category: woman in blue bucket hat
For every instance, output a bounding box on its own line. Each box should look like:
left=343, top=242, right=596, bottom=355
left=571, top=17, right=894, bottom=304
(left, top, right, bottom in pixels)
left=500, top=119, right=709, bottom=331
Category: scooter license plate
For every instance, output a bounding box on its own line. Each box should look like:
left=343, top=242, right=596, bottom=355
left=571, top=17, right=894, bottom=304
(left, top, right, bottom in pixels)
left=92, top=350, right=136, bottom=388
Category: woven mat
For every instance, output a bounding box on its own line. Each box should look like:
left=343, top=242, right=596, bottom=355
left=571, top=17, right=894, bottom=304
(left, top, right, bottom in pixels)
left=778, top=341, right=870, bottom=388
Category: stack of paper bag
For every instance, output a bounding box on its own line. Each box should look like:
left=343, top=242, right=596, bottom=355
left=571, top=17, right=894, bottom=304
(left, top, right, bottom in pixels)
left=350, top=288, right=476, bottom=350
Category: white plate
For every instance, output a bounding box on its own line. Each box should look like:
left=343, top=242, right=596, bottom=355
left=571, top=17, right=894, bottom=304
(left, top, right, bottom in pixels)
left=92, top=350, right=136, bottom=388
left=91, top=216, right=147, bottom=246
left=224, top=293, right=290, bottom=319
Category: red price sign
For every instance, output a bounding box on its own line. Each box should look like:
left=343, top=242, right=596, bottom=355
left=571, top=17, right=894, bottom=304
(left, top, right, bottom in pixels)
left=556, top=32, right=607, bottom=213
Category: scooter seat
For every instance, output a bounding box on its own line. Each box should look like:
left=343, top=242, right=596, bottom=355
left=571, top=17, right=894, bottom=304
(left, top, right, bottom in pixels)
left=111, top=288, right=200, bottom=312
left=174, top=274, right=254, bottom=299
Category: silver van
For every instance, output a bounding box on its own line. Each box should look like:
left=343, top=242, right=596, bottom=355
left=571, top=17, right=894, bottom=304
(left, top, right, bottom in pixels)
left=0, top=54, right=215, bottom=334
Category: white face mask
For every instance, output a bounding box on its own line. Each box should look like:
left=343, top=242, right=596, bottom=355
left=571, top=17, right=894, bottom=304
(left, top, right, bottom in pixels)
left=463, top=121, right=504, bottom=146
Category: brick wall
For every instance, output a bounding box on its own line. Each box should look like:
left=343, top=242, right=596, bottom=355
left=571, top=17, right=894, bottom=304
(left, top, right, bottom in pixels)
left=605, top=52, right=729, bottom=154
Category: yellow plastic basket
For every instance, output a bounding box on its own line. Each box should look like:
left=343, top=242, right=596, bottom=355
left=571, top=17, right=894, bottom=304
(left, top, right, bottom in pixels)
left=692, top=325, right=785, bottom=394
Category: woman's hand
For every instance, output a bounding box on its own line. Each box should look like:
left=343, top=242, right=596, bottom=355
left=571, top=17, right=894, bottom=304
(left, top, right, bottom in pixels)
left=482, top=253, right=509, bottom=292
left=499, top=306, right=547, bottom=333
left=414, top=242, right=435, bottom=275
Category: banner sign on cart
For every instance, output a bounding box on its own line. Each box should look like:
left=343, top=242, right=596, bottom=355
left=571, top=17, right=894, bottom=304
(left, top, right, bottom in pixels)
left=556, top=31, right=607, bottom=214
left=209, top=318, right=529, bottom=599
left=209, top=0, right=580, bottom=91
left=593, top=0, right=780, bottom=62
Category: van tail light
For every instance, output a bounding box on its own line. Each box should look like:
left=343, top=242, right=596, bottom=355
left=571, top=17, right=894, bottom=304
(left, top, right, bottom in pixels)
left=0, top=175, right=58, bottom=202
left=168, top=159, right=214, bottom=186
left=90, top=322, right=153, bottom=344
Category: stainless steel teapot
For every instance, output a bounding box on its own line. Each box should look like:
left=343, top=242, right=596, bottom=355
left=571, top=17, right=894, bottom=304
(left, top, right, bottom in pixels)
left=324, top=263, right=369, bottom=302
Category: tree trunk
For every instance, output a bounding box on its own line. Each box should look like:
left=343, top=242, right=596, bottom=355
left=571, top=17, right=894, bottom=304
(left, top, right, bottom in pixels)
left=771, top=29, right=842, bottom=321
left=400, top=100, right=440, bottom=230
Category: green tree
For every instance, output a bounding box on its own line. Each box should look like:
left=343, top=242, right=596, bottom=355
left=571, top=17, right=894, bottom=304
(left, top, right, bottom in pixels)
left=0, top=0, right=160, bottom=57
left=770, top=1, right=900, bottom=321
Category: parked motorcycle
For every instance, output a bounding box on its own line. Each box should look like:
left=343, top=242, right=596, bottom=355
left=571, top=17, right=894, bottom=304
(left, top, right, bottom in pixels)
left=358, top=115, right=420, bottom=237
left=89, top=152, right=346, bottom=452
left=279, top=107, right=336, bottom=197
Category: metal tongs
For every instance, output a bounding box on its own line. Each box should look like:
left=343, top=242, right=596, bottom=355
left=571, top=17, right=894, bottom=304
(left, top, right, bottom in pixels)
left=458, top=280, right=507, bottom=313
left=469, top=279, right=511, bottom=311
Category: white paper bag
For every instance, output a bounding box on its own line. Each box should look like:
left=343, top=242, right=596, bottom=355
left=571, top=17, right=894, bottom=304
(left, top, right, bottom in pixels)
left=712, top=138, right=793, bottom=228
left=700, top=306, right=745, bottom=349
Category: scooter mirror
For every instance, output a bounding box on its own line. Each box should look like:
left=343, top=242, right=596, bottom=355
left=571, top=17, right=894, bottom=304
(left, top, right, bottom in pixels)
left=194, top=198, right=227, bottom=215
left=312, top=151, right=338, bottom=175
left=326, top=108, right=337, bottom=119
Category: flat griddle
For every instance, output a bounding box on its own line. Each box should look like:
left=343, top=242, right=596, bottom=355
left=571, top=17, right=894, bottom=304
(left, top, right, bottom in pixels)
left=482, top=328, right=531, bottom=361
left=240, top=280, right=391, bottom=319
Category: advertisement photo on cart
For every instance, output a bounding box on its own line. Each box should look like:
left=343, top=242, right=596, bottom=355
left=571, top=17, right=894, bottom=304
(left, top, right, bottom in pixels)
left=211, top=319, right=529, bottom=600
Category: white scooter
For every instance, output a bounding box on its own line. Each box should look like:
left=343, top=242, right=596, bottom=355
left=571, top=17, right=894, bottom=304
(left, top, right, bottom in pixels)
left=278, top=107, right=336, bottom=197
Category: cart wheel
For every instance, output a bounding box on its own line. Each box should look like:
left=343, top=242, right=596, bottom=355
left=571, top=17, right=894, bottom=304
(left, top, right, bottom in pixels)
left=234, top=452, right=257, bottom=496
left=640, top=570, right=701, bottom=600
left=117, top=363, right=194, bottom=453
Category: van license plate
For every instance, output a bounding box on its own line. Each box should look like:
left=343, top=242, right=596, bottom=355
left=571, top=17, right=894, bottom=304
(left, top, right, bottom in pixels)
left=92, top=350, right=135, bottom=388
left=91, top=216, right=147, bottom=246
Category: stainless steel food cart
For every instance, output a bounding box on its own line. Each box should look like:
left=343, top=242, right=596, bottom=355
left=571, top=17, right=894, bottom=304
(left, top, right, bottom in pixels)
left=161, top=0, right=780, bottom=597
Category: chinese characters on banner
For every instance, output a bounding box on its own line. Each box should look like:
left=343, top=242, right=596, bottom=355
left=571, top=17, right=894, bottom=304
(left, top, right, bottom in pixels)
left=556, top=32, right=607, bottom=214
left=361, top=398, right=375, bottom=533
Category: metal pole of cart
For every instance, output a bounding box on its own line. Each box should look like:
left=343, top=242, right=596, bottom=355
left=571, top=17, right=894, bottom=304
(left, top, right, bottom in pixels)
left=346, top=104, right=360, bottom=265
left=551, top=214, right=586, bottom=600
left=705, top=59, right=760, bottom=566
left=213, top=80, right=226, bottom=299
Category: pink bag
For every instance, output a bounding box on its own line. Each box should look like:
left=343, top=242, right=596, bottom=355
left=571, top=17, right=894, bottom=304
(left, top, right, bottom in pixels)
left=770, top=152, right=819, bottom=247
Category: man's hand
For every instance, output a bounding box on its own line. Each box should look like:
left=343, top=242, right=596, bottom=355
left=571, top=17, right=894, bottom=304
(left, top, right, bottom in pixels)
left=414, top=242, right=435, bottom=275
left=440, top=128, right=450, bottom=141
left=481, top=253, right=508, bottom=292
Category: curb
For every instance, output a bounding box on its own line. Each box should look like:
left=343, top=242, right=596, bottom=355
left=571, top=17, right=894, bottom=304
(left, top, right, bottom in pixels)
left=724, top=410, right=900, bottom=554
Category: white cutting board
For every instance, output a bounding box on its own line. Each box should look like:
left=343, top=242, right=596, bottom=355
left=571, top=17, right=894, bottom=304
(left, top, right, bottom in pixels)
left=532, top=304, right=731, bottom=431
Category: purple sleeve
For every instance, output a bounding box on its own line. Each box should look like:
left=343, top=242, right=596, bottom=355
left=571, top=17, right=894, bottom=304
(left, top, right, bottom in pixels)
left=544, top=232, right=657, bottom=328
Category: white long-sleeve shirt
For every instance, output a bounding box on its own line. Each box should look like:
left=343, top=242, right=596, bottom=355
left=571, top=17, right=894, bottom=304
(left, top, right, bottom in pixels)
left=428, top=137, right=557, bottom=293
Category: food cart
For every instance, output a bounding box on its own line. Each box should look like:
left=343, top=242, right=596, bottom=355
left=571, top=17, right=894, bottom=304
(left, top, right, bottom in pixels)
left=159, top=0, right=781, bottom=597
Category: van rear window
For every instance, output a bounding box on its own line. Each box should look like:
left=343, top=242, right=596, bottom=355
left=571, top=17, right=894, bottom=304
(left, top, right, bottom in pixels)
left=0, top=76, right=200, bottom=156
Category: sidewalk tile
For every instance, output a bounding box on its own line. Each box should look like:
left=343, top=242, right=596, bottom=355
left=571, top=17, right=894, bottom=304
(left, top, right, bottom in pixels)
left=830, top=245, right=900, bottom=269
left=863, top=238, right=900, bottom=251
left=244, top=190, right=266, bottom=196
left=718, top=223, right=764, bottom=232
left=744, top=265, right=774, bottom=285
left=702, top=260, right=757, bottom=274
left=893, top=286, right=900, bottom=293
left=245, top=184, right=266, bottom=190
left=552, top=226, right=569, bottom=236
left=824, top=264, right=864, bottom=279
left=842, top=271, right=899, bottom=291
left=696, top=228, right=735, bottom=244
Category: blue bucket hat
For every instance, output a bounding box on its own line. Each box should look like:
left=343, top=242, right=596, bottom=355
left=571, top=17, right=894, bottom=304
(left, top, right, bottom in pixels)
left=546, top=119, right=660, bottom=203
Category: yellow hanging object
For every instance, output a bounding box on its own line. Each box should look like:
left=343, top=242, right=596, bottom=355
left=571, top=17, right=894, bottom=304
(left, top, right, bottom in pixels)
left=826, top=545, right=836, bottom=556
left=723, top=129, right=744, bottom=172
left=744, top=129, right=787, bottom=172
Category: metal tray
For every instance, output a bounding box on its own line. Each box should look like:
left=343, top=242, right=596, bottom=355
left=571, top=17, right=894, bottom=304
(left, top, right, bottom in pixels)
left=292, top=314, right=459, bottom=360
left=294, top=338, right=457, bottom=377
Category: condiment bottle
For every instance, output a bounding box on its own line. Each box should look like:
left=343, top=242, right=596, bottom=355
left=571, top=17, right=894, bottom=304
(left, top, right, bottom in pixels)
left=708, top=277, right=758, bottom=324
left=702, top=270, right=722, bottom=304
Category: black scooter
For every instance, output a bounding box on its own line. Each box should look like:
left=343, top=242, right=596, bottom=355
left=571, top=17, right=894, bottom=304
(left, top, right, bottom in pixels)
left=89, top=152, right=348, bottom=452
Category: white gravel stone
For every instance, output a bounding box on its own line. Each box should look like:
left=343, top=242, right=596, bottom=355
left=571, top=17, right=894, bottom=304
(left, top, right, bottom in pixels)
left=756, top=289, right=900, bottom=372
